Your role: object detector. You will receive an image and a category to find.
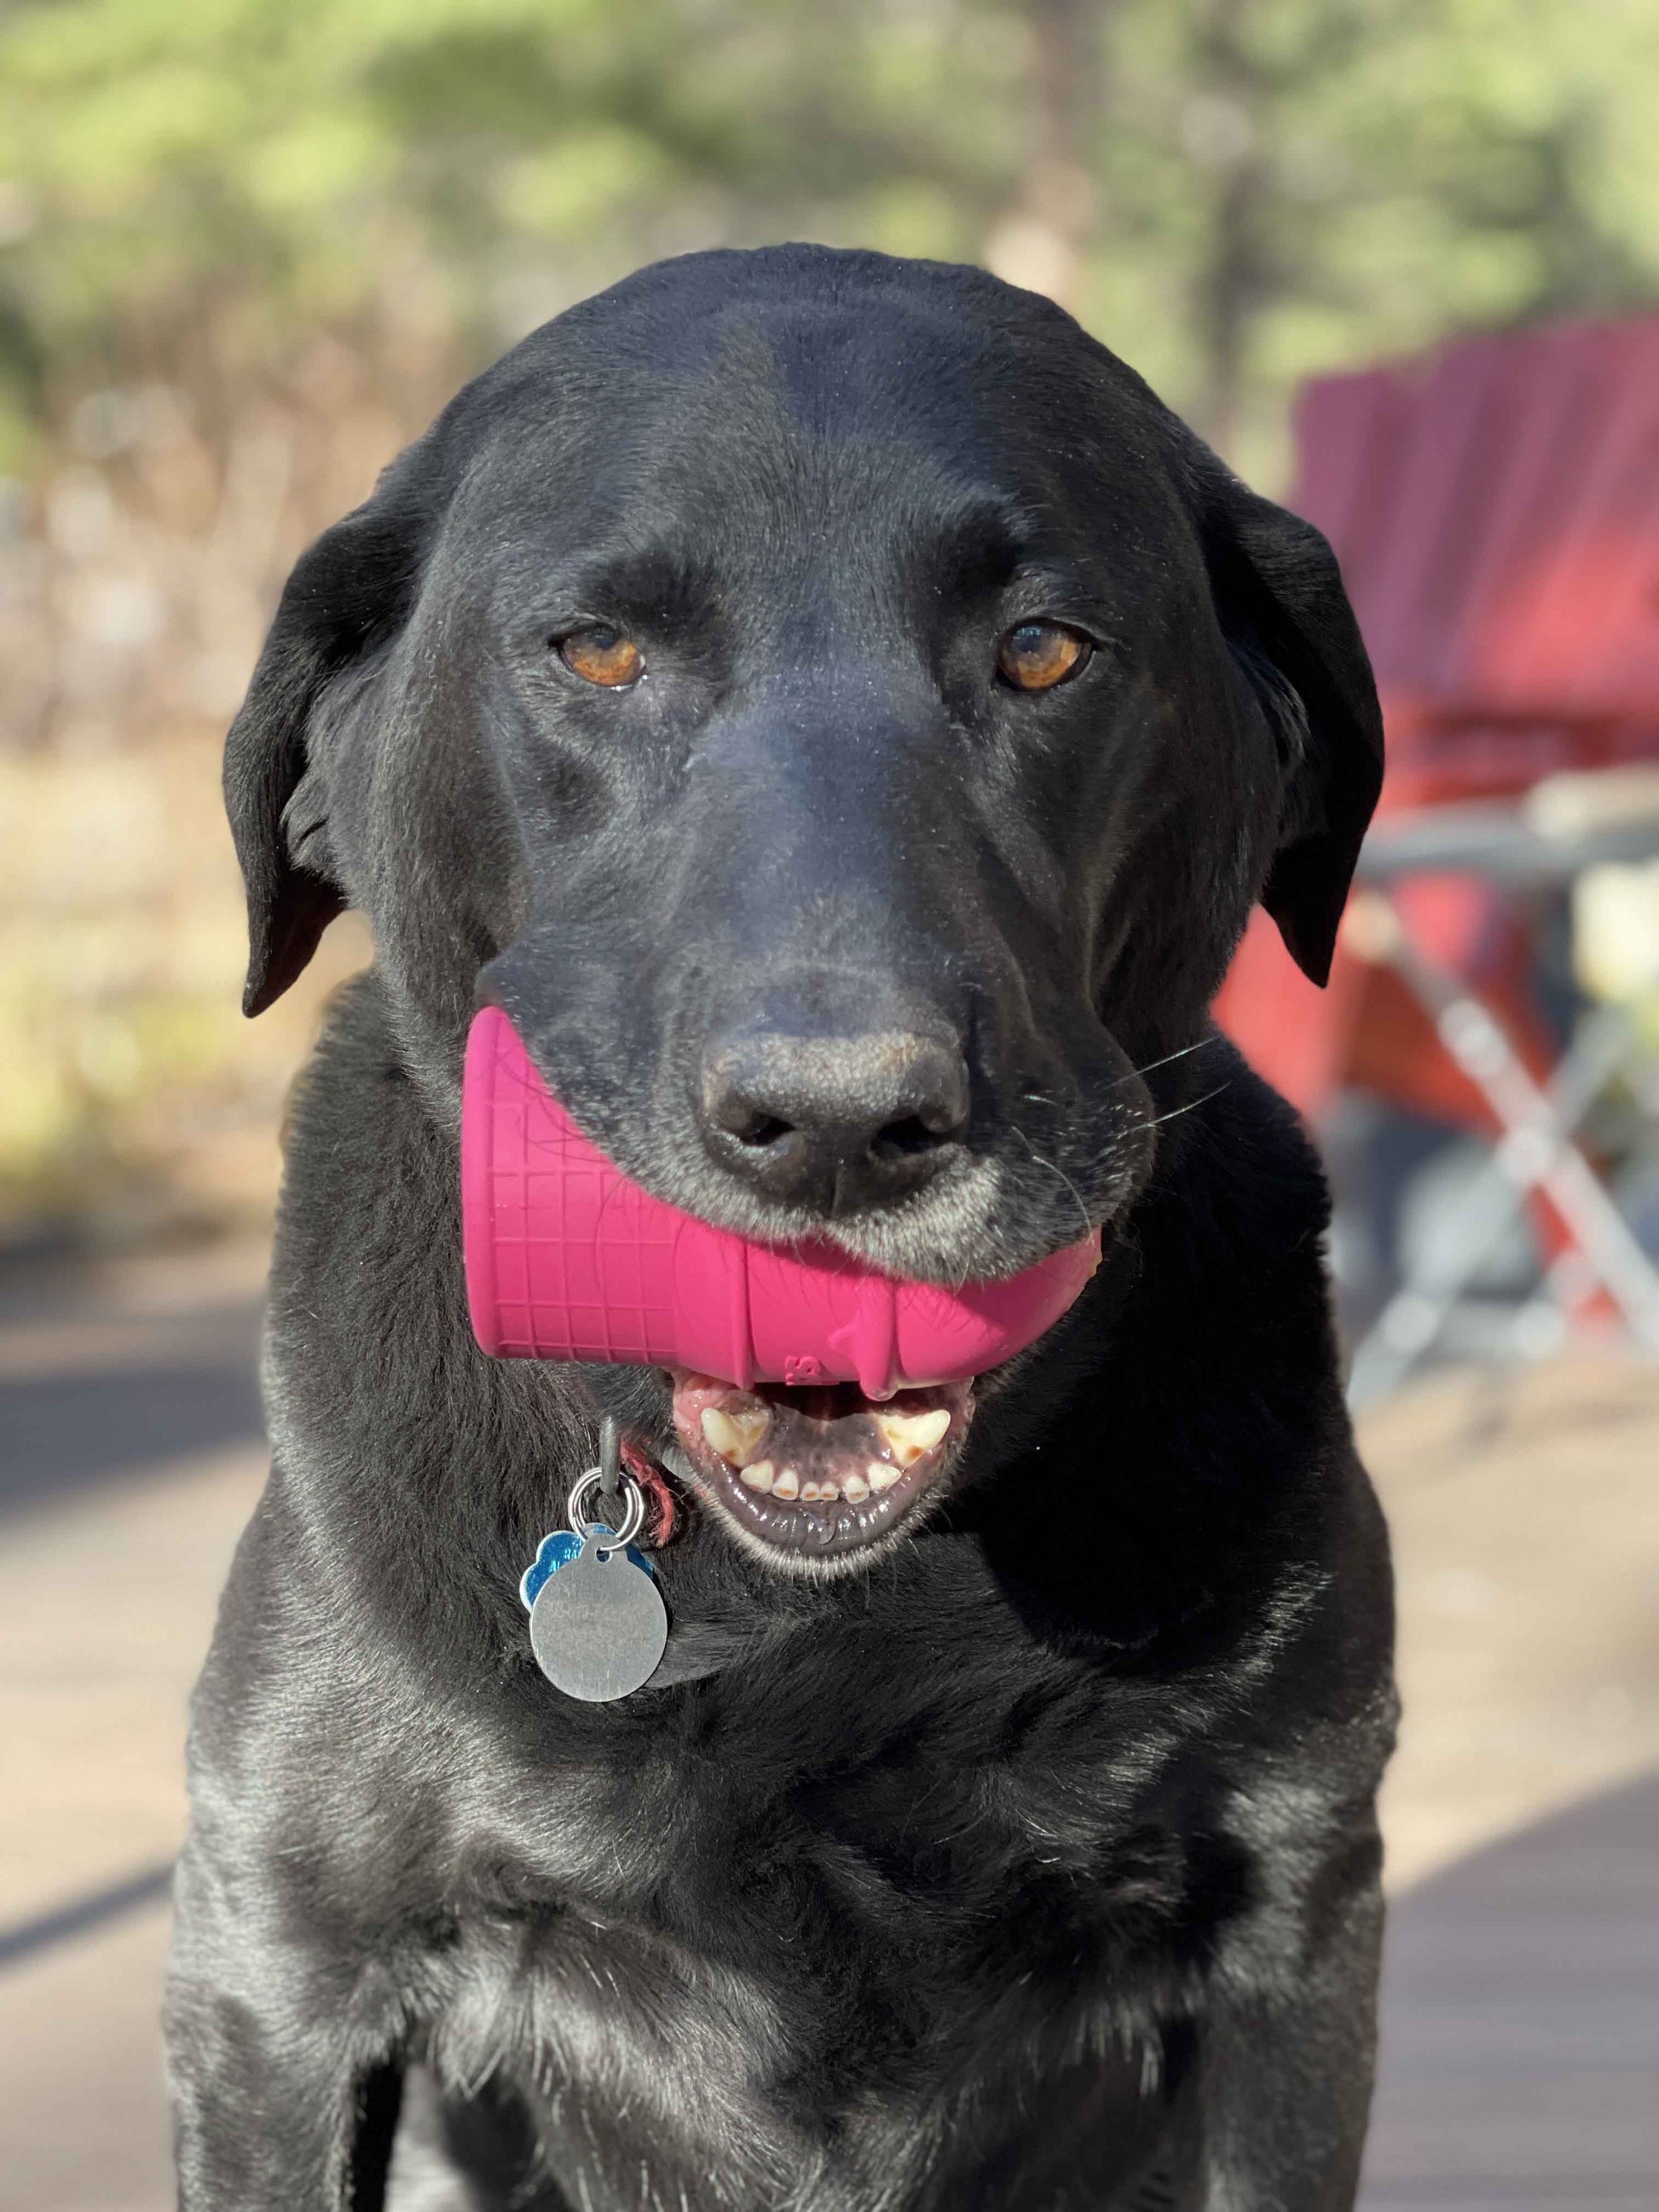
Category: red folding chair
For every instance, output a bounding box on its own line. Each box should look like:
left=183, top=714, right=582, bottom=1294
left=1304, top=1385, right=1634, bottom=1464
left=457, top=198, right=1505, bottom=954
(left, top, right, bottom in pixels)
left=1214, top=319, right=1659, bottom=1369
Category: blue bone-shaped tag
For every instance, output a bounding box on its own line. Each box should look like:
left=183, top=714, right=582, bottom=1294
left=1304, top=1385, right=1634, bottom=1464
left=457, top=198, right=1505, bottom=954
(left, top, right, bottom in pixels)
left=520, top=1528, right=655, bottom=1611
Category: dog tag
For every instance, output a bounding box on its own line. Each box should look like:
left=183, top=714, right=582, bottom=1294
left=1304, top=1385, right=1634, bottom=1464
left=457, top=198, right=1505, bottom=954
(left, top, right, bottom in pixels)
left=527, top=1532, right=668, bottom=1702
left=520, top=1526, right=652, bottom=1609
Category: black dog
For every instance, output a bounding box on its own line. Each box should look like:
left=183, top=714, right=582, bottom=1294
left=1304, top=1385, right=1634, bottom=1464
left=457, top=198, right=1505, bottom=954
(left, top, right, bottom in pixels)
left=168, top=245, right=1395, bottom=2211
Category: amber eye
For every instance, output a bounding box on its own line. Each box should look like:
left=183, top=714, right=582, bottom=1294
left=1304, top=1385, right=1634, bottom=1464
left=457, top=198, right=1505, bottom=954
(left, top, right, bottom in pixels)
left=558, top=624, right=644, bottom=687
left=997, top=621, right=1091, bottom=691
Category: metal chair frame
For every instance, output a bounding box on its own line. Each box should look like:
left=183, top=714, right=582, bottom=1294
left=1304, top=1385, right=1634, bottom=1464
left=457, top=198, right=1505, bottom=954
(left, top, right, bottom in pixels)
left=1344, top=807, right=1659, bottom=1405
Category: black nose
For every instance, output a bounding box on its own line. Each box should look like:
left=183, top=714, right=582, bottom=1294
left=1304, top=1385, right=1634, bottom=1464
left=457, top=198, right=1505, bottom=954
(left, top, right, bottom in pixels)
left=700, top=1028, right=971, bottom=1209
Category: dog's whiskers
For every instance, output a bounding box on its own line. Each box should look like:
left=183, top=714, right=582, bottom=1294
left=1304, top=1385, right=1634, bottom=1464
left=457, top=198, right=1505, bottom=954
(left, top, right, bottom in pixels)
left=1112, top=1033, right=1225, bottom=1088
left=1009, top=1123, right=1093, bottom=1242
left=1138, top=1080, right=1232, bottom=1131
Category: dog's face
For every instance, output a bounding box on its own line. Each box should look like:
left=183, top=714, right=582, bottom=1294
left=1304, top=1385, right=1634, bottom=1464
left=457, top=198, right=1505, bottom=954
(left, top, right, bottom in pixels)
left=228, top=247, right=1380, bottom=1572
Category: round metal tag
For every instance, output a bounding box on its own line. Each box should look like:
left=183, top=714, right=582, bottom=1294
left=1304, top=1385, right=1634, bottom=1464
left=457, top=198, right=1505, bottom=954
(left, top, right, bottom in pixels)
left=528, top=1535, right=669, bottom=1702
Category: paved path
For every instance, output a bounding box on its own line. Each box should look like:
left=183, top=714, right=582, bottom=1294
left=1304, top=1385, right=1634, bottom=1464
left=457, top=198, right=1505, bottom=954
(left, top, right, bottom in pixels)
left=1, top=1248, right=1654, bottom=2210
left=1366, top=1775, right=1659, bottom=2212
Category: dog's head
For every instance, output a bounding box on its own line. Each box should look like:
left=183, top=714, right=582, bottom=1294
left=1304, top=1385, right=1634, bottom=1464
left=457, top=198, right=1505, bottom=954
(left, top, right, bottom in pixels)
left=227, top=246, right=1380, bottom=1572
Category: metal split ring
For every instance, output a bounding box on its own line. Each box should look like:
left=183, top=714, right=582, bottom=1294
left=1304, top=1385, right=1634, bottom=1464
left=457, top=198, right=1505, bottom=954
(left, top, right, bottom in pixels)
left=567, top=1415, right=645, bottom=1552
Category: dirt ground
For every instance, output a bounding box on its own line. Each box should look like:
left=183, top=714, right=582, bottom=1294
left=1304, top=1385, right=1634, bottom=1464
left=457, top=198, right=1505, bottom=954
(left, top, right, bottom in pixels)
left=1, top=1243, right=1655, bottom=2211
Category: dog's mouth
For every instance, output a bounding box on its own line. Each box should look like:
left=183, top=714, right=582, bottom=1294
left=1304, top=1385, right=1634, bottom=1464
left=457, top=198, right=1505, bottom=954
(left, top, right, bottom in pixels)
left=668, top=1369, right=974, bottom=1562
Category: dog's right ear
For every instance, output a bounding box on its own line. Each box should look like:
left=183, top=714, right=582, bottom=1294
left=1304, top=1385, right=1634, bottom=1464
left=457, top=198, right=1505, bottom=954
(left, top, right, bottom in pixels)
left=224, top=496, right=423, bottom=1014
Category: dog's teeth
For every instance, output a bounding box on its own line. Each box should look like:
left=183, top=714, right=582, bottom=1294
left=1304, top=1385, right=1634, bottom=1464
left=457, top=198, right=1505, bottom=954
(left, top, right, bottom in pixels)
left=801, top=1479, right=823, bottom=1502
left=868, top=1460, right=902, bottom=1492
left=818, top=1480, right=840, bottom=1502
left=699, top=1407, right=740, bottom=1460
left=739, top=1459, right=775, bottom=1493
left=701, top=1406, right=770, bottom=1467
left=841, top=1470, right=870, bottom=1503
left=772, top=1467, right=801, bottom=1500
left=875, top=1407, right=951, bottom=1467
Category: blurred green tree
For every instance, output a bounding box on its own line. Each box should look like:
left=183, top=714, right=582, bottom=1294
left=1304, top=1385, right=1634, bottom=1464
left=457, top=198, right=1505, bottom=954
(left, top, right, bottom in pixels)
left=1, top=0, right=1656, bottom=481
left=2, top=0, right=1657, bottom=1241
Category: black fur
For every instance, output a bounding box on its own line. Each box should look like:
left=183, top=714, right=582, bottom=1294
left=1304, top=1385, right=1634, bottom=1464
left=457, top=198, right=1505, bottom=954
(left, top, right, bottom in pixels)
left=172, top=245, right=1395, bottom=2210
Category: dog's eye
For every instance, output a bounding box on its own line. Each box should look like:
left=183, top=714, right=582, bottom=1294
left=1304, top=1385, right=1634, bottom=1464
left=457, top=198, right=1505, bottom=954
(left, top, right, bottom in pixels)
left=558, top=625, right=645, bottom=688
left=997, top=621, right=1090, bottom=691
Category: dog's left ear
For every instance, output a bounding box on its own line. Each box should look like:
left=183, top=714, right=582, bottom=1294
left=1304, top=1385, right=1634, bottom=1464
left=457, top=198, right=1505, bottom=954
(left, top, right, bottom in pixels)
left=1201, top=474, right=1384, bottom=986
left=224, top=493, right=424, bottom=1014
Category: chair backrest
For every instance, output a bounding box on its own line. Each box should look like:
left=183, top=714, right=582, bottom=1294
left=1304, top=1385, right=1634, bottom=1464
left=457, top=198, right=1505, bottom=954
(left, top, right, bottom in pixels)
left=1288, top=319, right=1659, bottom=809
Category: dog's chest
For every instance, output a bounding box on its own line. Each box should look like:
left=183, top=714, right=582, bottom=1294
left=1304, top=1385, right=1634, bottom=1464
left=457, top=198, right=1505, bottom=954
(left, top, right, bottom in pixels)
left=438, top=1678, right=1220, bottom=2123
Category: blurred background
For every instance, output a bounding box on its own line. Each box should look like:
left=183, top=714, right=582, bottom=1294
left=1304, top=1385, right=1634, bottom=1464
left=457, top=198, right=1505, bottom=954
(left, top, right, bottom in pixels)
left=1, top=3, right=1656, bottom=2209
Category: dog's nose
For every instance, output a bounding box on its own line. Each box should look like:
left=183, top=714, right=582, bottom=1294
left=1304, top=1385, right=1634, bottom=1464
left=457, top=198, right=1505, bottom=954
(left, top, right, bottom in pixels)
left=700, top=1028, right=970, bottom=1209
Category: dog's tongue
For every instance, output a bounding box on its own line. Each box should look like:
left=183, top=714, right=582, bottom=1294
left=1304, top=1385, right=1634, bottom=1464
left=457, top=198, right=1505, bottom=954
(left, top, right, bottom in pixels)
left=671, top=1368, right=974, bottom=1515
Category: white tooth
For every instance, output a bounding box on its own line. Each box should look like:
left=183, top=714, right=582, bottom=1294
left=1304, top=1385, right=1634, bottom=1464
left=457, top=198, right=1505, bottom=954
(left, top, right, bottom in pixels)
left=730, top=1409, right=772, bottom=1462
left=700, top=1407, right=740, bottom=1460
left=701, top=1406, right=770, bottom=1467
left=818, top=1480, right=841, bottom=1501
left=841, top=1471, right=870, bottom=1503
left=875, top=1407, right=951, bottom=1467
left=868, top=1460, right=902, bottom=1492
left=801, top=1480, right=823, bottom=1502
left=739, top=1459, right=775, bottom=1493
left=772, top=1468, right=801, bottom=1500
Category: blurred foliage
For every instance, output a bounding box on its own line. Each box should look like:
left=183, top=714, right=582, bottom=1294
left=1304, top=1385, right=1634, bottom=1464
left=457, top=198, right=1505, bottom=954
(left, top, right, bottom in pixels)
left=1, top=0, right=1657, bottom=1242
left=4, top=0, right=1659, bottom=471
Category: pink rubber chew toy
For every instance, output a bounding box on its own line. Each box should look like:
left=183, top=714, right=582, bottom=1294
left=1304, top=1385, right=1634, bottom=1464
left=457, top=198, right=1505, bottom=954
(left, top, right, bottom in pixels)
left=461, top=1005, right=1100, bottom=1396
